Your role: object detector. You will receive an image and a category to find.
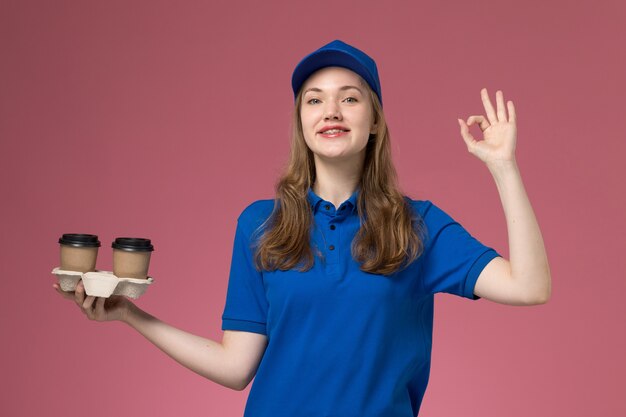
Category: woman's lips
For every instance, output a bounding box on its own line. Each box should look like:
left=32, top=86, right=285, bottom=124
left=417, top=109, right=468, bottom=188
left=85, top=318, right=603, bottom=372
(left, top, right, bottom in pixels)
left=319, top=130, right=349, bottom=138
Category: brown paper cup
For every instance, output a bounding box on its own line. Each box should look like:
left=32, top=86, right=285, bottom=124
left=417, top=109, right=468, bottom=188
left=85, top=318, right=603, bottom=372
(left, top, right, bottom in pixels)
left=112, top=249, right=151, bottom=279
left=60, top=245, right=99, bottom=272
left=111, top=237, right=154, bottom=279
left=58, top=234, right=101, bottom=272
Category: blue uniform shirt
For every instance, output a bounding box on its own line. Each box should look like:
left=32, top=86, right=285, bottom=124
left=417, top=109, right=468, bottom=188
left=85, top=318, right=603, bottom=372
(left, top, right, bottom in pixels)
left=222, top=187, right=501, bottom=417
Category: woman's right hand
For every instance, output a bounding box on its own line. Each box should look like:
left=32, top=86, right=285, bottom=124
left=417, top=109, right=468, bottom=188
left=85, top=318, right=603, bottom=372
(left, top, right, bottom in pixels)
left=53, top=280, right=133, bottom=323
left=55, top=277, right=248, bottom=390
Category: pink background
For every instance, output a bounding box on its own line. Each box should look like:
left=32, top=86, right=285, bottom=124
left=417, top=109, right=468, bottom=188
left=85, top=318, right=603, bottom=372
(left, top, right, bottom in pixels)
left=1, top=0, right=625, bottom=416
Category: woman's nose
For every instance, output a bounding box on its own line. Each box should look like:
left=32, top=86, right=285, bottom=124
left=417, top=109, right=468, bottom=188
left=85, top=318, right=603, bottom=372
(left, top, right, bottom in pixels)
left=323, top=102, right=342, bottom=120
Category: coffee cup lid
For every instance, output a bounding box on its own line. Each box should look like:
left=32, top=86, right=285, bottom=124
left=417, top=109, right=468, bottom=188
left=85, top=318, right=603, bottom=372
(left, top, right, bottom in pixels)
left=58, top=234, right=101, bottom=248
left=112, top=237, right=154, bottom=252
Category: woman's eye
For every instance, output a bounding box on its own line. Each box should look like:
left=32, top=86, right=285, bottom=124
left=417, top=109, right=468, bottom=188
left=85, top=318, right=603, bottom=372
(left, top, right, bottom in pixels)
left=306, top=97, right=357, bottom=104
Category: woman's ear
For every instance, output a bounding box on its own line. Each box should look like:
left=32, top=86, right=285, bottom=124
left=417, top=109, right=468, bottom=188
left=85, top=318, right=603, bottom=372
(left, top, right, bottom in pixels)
left=370, top=122, right=378, bottom=135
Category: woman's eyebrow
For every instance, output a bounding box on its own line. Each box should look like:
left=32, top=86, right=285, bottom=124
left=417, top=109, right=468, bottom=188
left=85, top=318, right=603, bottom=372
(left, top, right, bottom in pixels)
left=303, top=85, right=363, bottom=95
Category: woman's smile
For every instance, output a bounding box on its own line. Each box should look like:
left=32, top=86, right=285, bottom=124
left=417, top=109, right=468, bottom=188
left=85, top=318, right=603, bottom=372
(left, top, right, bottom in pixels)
left=319, top=130, right=350, bottom=138
left=317, top=124, right=351, bottom=137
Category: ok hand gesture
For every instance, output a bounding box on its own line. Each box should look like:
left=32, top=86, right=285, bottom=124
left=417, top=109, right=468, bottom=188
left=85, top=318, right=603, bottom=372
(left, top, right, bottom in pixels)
left=457, top=88, right=517, bottom=168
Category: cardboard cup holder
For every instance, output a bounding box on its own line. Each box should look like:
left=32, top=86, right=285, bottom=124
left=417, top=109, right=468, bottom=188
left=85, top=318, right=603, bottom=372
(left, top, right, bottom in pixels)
left=52, top=267, right=154, bottom=299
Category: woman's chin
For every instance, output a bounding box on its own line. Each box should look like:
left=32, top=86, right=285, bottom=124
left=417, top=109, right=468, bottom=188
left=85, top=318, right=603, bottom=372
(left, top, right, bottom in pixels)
left=314, top=150, right=362, bottom=163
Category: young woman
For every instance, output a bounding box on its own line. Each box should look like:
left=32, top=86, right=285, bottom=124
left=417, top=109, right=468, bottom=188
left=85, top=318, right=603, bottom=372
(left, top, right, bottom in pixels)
left=54, top=39, right=551, bottom=417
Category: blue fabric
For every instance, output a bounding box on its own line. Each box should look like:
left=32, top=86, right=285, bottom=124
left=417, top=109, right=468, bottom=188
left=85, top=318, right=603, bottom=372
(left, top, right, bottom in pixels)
left=221, top=187, right=501, bottom=417
left=291, top=39, right=383, bottom=107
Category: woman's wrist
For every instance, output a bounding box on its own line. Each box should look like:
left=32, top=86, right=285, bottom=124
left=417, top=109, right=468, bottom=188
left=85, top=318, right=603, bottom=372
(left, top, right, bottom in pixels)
left=486, top=157, right=518, bottom=175
left=121, top=299, right=139, bottom=325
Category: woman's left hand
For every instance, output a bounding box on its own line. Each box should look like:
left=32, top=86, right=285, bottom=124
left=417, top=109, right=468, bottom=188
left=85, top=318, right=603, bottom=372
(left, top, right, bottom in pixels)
left=457, top=88, right=517, bottom=167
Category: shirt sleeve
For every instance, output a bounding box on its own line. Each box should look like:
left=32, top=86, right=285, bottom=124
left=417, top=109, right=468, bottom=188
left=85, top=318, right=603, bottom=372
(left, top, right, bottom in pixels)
left=419, top=201, right=501, bottom=300
left=221, top=214, right=269, bottom=335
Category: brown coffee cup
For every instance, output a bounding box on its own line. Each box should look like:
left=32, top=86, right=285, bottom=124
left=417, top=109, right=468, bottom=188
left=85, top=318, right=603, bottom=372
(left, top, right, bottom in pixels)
left=112, top=237, right=154, bottom=279
left=58, top=234, right=101, bottom=272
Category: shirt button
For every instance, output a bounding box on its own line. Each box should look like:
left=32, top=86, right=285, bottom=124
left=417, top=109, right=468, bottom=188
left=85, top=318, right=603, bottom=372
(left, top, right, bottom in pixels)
left=324, top=204, right=330, bottom=210
left=330, top=224, right=336, bottom=230
left=329, top=245, right=335, bottom=250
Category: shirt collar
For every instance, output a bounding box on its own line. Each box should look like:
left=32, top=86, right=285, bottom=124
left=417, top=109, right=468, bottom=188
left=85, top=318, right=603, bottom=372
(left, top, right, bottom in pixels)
left=307, top=186, right=359, bottom=215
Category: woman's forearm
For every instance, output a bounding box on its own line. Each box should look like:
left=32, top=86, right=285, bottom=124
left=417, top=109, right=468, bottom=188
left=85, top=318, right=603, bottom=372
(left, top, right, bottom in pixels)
left=122, top=303, right=242, bottom=390
left=488, top=159, right=552, bottom=303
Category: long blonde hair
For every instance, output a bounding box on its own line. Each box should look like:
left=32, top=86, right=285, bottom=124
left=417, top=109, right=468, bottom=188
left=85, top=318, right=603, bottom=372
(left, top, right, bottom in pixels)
left=252, top=78, right=425, bottom=276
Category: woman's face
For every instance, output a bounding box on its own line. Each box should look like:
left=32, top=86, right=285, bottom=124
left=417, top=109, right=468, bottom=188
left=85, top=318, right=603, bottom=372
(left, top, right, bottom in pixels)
left=299, top=66, right=377, bottom=164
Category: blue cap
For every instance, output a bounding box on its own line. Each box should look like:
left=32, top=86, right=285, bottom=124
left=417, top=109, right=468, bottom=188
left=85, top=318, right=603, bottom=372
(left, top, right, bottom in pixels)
left=291, top=39, right=383, bottom=107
